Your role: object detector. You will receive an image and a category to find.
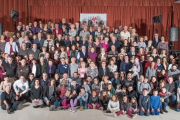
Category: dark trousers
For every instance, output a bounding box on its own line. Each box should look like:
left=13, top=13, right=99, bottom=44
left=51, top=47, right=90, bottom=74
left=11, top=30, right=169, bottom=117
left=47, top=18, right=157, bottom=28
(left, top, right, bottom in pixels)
left=1, top=101, right=20, bottom=111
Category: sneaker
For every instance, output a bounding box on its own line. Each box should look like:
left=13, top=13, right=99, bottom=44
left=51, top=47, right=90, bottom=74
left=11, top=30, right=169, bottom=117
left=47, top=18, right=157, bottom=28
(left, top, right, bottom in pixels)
left=52, top=105, right=56, bottom=111
left=132, top=114, right=137, bottom=119
left=79, top=106, right=84, bottom=111
left=49, top=105, right=53, bottom=111
left=72, top=110, right=75, bottom=113
left=7, top=110, right=11, bottom=114
left=106, top=111, right=111, bottom=113
left=160, top=110, right=164, bottom=114
left=70, top=109, right=72, bottom=112
left=163, top=109, right=168, bottom=113
left=113, top=112, right=117, bottom=118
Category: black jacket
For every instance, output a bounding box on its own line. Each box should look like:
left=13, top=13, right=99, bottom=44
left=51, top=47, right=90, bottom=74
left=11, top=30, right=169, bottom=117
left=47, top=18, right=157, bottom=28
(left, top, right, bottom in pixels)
left=43, top=85, right=57, bottom=98
left=152, top=38, right=161, bottom=48
left=98, top=66, right=110, bottom=79
left=46, top=65, right=57, bottom=77
left=4, top=62, right=17, bottom=77
left=29, top=64, right=41, bottom=78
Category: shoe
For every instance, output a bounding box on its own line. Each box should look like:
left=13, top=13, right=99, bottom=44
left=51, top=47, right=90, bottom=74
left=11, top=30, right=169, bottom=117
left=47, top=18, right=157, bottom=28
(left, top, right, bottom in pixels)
left=40, top=105, right=43, bottom=108
left=72, top=110, right=75, bottom=113
left=106, top=111, right=111, bottom=113
left=160, top=110, right=164, bottom=114
left=7, top=110, right=11, bottom=114
left=49, top=105, right=53, bottom=111
left=163, top=109, right=168, bottom=113
left=33, top=106, right=38, bottom=108
left=70, top=109, right=72, bottom=112
left=52, top=105, right=56, bottom=111
left=79, top=106, right=84, bottom=111
left=113, top=112, right=117, bottom=118
left=132, top=114, right=137, bottom=119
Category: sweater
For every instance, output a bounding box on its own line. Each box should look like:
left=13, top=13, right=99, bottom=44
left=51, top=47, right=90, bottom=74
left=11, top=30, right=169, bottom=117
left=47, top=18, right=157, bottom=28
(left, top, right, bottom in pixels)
left=150, top=96, right=161, bottom=109
left=139, top=95, right=150, bottom=110
left=108, top=100, right=119, bottom=111
left=89, top=96, right=99, bottom=105
left=57, top=63, right=69, bottom=74
left=77, top=92, right=88, bottom=102
left=140, top=82, right=151, bottom=93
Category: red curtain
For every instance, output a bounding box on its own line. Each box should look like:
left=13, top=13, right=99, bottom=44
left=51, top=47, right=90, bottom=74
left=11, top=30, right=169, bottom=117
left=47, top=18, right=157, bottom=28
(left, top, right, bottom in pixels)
left=0, top=0, right=28, bottom=32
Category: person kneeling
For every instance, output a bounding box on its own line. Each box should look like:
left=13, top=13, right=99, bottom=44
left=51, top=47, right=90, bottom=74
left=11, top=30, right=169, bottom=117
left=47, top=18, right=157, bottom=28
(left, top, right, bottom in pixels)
left=1, top=85, right=19, bottom=114
left=150, top=89, right=161, bottom=115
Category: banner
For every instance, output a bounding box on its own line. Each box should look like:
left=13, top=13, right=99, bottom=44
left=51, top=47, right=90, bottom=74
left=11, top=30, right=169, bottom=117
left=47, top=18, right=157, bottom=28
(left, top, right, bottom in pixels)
left=80, top=13, right=107, bottom=27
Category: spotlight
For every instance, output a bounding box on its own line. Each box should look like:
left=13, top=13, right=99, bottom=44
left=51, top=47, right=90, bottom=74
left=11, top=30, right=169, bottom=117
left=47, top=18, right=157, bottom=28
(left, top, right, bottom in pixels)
left=10, top=9, right=19, bottom=19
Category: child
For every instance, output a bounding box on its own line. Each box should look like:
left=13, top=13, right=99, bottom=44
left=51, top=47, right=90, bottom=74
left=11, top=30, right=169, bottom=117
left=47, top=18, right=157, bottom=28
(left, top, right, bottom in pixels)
left=107, top=94, right=120, bottom=118
left=91, top=77, right=101, bottom=95
left=140, top=77, right=151, bottom=94
left=150, top=89, right=161, bottom=115
left=116, top=95, right=133, bottom=117
left=82, top=80, right=91, bottom=94
left=54, top=80, right=67, bottom=108
left=129, top=97, right=139, bottom=118
left=77, top=87, right=88, bottom=110
left=115, top=84, right=122, bottom=98
left=99, top=90, right=109, bottom=111
left=119, top=87, right=127, bottom=103
left=128, top=85, right=138, bottom=100
left=71, top=80, right=80, bottom=94
left=139, top=88, right=150, bottom=116
left=107, top=83, right=115, bottom=95
left=87, top=90, right=100, bottom=109
left=129, top=64, right=139, bottom=79
left=70, top=90, right=77, bottom=113
left=61, top=90, right=71, bottom=109
left=159, top=87, right=168, bottom=113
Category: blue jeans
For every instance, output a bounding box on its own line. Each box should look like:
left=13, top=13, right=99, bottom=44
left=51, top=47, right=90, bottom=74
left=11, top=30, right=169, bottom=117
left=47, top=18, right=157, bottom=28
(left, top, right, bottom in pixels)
left=177, top=108, right=180, bottom=112
left=0, top=92, right=2, bottom=100
left=139, top=109, right=150, bottom=116
left=1, top=101, right=19, bottom=111
left=79, top=98, right=87, bottom=109
left=54, top=97, right=63, bottom=108
left=160, top=100, right=168, bottom=111
left=151, top=109, right=160, bottom=115
left=43, top=96, right=56, bottom=106
left=167, top=94, right=176, bottom=106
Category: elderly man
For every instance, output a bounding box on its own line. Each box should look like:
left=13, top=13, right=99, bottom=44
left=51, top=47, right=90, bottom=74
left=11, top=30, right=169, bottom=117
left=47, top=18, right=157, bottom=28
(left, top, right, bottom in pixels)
left=18, top=43, right=29, bottom=56
left=13, top=75, right=30, bottom=101
left=77, top=46, right=88, bottom=62
left=28, top=43, right=41, bottom=60
left=120, top=26, right=130, bottom=42
left=17, top=59, right=29, bottom=78
left=30, top=21, right=40, bottom=34
left=60, top=73, right=72, bottom=90
left=79, top=25, right=90, bottom=39
left=59, top=18, right=69, bottom=30
left=34, top=32, right=45, bottom=50
left=1, top=84, right=19, bottom=114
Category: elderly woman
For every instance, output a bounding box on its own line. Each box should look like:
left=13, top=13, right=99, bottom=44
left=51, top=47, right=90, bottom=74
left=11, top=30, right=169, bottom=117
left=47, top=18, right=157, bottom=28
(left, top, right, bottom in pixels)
left=102, top=37, right=109, bottom=54
left=157, top=36, right=169, bottom=55
left=86, top=61, right=98, bottom=79
left=5, top=37, right=18, bottom=54
left=69, top=24, right=77, bottom=40
left=43, top=34, right=54, bottom=52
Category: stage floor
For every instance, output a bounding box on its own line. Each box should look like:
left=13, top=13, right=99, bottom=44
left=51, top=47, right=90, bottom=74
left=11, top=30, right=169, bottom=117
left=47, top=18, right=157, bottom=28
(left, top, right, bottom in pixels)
left=0, top=102, right=179, bottom=120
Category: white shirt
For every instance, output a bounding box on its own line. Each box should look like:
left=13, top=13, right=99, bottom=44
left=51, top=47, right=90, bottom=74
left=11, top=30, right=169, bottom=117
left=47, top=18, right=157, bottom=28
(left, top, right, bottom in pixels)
left=120, top=30, right=130, bottom=42
left=32, top=65, right=37, bottom=77
left=13, top=80, right=29, bottom=94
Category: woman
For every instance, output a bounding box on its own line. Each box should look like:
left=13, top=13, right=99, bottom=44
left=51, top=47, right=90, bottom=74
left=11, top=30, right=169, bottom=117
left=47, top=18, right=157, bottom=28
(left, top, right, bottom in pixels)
left=99, top=34, right=105, bottom=43
left=89, top=27, right=95, bottom=40
left=29, top=59, right=41, bottom=78
left=43, top=78, right=57, bottom=111
left=43, top=34, right=54, bottom=52
left=0, top=35, right=6, bottom=53
left=168, top=58, right=176, bottom=70
left=0, top=75, right=12, bottom=104
left=145, top=62, right=157, bottom=81
left=42, top=24, right=51, bottom=34
left=120, top=71, right=126, bottom=82
left=69, top=24, right=77, bottom=40
left=150, top=76, right=159, bottom=93
left=157, top=69, right=168, bottom=82
left=102, top=37, right=109, bottom=54
left=151, top=48, right=158, bottom=61
left=98, top=48, right=108, bottom=63
left=137, top=37, right=146, bottom=49
left=157, top=36, right=169, bottom=55
left=78, top=62, right=87, bottom=79
left=130, top=28, right=139, bottom=41
left=108, top=59, right=117, bottom=74
left=0, top=59, right=5, bottom=82
left=118, top=48, right=127, bottom=57
left=87, top=35, right=93, bottom=52
left=93, top=37, right=102, bottom=54
left=159, top=49, right=167, bottom=59
left=5, top=37, right=18, bottom=54
left=59, top=46, right=67, bottom=59
left=100, top=75, right=111, bottom=91
left=31, top=79, right=44, bottom=108
left=122, top=39, right=130, bottom=53
left=147, top=40, right=154, bottom=52
left=91, top=77, right=101, bottom=95
left=88, top=47, right=97, bottom=62
left=95, top=27, right=101, bottom=38
left=69, top=45, right=78, bottom=58
left=23, top=35, right=32, bottom=49
left=162, top=57, right=169, bottom=71
left=49, top=46, right=55, bottom=59
left=136, top=47, right=145, bottom=60
left=86, top=61, right=98, bottom=79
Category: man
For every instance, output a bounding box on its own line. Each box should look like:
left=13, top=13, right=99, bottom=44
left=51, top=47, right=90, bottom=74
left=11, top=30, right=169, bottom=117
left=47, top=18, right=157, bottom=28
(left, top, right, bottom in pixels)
left=28, top=43, right=41, bottom=60
left=34, top=32, right=45, bottom=50
left=30, top=21, right=40, bottom=34
left=18, top=43, right=29, bottom=57
left=120, top=26, right=130, bottom=42
left=16, top=59, right=29, bottom=78
left=57, top=58, right=69, bottom=76
left=60, top=73, right=72, bottom=90
left=122, top=72, right=135, bottom=88
left=18, top=31, right=25, bottom=48
left=111, top=72, right=120, bottom=89
left=152, top=33, right=161, bottom=48
left=71, top=72, right=82, bottom=86
left=24, top=25, right=32, bottom=36
left=53, top=23, right=63, bottom=38
left=166, top=76, right=176, bottom=108
left=168, top=64, right=180, bottom=80
left=41, top=73, right=49, bottom=89
left=39, top=56, right=48, bottom=76
left=69, top=57, right=78, bottom=78
left=108, top=36, right=119, bottom=51
left=127, top=46, right=137, bottom=58
left=2, top=53, right=9, bottom=66
left=59, top=18, right=69, bottom=30
left=4, top=56, right=17, bottom=83
left=98, top=61, right=110, bottom=80
left=77, top=46, right=88, bottom=62
left=75, top=22, right=81, bottom=36
left=108, top=45, right=118, bottom=57
left=66, top=36, right=76, bottom=47
left=79, top=36, right=88, bottom=48
left=13, top=75, right=30, bottom=101
left=1, top=85, right=19, bottom=114
left=46, top=59, right=56, bottom=78
left=79, top=25, right=90, bottom=39
left=120, top=55, right=131, bottom=74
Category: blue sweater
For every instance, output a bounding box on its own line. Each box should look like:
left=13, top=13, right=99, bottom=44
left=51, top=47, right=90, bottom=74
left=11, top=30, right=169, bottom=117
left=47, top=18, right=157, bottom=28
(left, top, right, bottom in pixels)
left=139, top=95, right=150, bottom=110
left=150, top=96, right=161, bottom=109
left=34, top=37, right=45, bottom=49
left=120, top=61, right=131, bottom=73
left=89, top=96, right=99, bottom=105
left=57, top=63, right=69, bottom=74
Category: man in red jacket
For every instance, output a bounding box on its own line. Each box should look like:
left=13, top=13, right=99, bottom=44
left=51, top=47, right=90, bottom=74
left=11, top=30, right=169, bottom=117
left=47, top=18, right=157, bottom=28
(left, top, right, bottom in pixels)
left=52, top=23, right=63, bottom=38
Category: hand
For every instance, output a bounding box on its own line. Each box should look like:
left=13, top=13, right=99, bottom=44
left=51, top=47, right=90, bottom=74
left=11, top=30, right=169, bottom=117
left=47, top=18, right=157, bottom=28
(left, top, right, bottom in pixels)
left=111, top=110, right=113, bottom=113
left=46, top=100, right=49, bottom=105
left=3, top=72, right=6, bottom=75
left=157, top=109, right=160, bottom=112
left=37, top=99, right=39, bottom=103
left=161, top=98, right=164, bottom=102
left=151, top=109, right=154, bottom=112
left=123, top=111, right=126, bottom=115
left=148, top=109, right=150, bottom=113
left=15, top=96, right=19, bottom=100
left=16, top=92, right=19, bottom=96
left=19, top=93, right=23, bottom=97
left=6, top=105, right=9, bottom=110
left=141, top=108, right=145, bottom=112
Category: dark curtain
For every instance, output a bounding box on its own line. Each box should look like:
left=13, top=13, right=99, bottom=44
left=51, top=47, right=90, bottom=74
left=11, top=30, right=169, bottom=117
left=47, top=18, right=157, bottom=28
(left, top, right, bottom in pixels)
left=0, top=0, right=28, bottom=32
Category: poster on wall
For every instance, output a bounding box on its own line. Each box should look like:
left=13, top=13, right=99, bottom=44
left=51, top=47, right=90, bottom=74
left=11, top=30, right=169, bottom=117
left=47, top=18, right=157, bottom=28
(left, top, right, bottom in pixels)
left=80, top=13, right=107, bottom=27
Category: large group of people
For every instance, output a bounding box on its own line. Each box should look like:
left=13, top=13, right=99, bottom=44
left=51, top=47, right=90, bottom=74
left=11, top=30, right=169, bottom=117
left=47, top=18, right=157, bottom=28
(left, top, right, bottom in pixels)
left=0, top=18, right=180, bottom=118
